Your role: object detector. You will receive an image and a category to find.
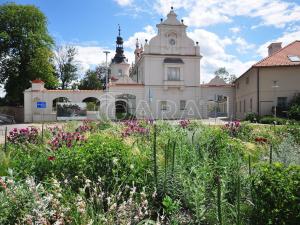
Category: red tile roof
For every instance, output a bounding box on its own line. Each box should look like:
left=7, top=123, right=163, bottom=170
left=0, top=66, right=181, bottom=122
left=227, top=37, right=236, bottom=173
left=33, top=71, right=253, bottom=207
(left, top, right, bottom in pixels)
left=254, top=40, right=300, bottom=67
left=31, top=79, right=44, bottom=84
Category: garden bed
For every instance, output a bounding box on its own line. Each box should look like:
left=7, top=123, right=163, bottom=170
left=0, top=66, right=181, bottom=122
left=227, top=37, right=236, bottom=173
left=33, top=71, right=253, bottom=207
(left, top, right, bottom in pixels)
left=0, top=120, right=299, bottom=224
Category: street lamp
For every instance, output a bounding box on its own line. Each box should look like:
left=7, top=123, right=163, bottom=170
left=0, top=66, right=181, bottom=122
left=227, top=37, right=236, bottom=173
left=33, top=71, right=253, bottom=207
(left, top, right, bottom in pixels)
left=272, top=80, right=279, bottom=117
left=103, top=51, right=110, bottom=92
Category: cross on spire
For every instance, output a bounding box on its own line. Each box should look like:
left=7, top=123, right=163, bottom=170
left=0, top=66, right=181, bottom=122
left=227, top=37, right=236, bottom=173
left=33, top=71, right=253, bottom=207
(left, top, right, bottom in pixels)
left=118, top=24, right=121, bottom=36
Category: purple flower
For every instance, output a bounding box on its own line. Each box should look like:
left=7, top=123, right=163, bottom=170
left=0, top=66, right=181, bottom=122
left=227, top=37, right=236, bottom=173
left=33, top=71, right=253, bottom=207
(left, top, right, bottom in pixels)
left=179, top=120, right=190, bottom=129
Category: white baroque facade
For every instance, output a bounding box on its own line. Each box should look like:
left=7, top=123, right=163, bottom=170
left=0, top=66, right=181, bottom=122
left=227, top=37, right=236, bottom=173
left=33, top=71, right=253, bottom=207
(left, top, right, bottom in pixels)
left=24, top=8, right=235, bottom=122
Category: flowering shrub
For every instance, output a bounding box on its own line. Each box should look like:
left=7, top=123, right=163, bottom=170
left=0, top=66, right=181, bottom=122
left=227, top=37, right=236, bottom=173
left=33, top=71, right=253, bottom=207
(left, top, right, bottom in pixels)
left=75, top=120, right=95, bottom=133
left=7, top=127, right=39, bottom=144
left=179, top=119, right=190, bottom=129
left=48, top=126, right=62, bottom=135
left=0, top=177, right=74, bottom=225
left=224, top=120, right=240, bottom=136
left=122, top=120, right=150, bottom=137
left=48, top=131, right=86, bottom=150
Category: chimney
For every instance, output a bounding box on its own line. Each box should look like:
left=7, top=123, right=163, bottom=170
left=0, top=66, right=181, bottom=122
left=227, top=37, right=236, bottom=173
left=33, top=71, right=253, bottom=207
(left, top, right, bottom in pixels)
left=268, top=42, right=282, bottom=56
left=31, top=79, right=45, bottom=91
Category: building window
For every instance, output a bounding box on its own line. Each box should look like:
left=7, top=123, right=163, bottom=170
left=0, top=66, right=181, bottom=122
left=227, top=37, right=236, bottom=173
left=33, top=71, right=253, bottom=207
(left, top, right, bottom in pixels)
left=288, top=55, right=300, bottom=62
left=167, top=67, right=180, bottom=81
left=250, top=98, right=253, bottom=112
left=277, top=97, right=288, bottom=108
left=246, top=77, right=249, bottom=84
left=118, top=69, right=122, bottom=76
left=244, top=99, right=246, bottom=112
left=180, top=100, right=186, bottom=110
left=161, top=101, right=167, bottom=111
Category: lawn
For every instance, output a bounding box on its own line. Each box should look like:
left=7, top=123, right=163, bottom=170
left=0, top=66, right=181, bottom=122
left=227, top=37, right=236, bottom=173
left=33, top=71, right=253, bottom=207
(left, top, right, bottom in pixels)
left=0, top=120, right=299, bottom=225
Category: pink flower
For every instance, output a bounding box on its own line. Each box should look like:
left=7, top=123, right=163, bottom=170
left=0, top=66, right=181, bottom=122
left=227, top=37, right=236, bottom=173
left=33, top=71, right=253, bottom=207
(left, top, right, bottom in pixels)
left=179, top=120, right=190, bottom=129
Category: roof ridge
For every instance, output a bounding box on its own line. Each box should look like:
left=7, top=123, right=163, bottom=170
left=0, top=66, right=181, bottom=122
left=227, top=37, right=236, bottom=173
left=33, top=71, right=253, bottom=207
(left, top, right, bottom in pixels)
left=254, top=40, right=298, bottom=67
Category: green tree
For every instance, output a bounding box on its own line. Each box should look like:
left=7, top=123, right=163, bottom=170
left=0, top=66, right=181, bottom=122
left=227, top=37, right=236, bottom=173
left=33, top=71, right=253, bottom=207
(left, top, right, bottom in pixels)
left=214, top=67, right=237, bottom=84
left=78, top=69, right=103, bottom=90
left=0, top=3, right=57, bottom=105
left=54, top=45, right=78, bottom=89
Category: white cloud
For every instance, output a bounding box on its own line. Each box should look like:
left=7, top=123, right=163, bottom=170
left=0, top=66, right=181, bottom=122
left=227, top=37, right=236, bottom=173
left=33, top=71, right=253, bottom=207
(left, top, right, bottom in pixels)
left=65, top=44, right=135, bottom=78
left=154, top=0, right=192, bottom=15
left=74, top=46, right=111, bottom=74
left=230, top=27, right=240, bottom=33
left=124, top=25, right=156, bottom=50
left=234, top=37, right=256, bottom=53
left=154, top=0, right=300, bottom=28
left=257, top=28, right=300, bottom=58
left=187, top=29, right=255, bottom=82
left=114, top=0, right=133, bottom=7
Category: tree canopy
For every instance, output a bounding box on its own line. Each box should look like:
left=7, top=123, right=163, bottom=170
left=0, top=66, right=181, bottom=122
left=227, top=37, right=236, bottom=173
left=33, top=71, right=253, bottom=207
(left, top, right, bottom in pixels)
left=214, top=67, right=237, bottom=84
left=54, top=45, right=78, bottom=89
left=0, top=3, right=57, bottom=105
left=78, top=69, right=103, bottom=90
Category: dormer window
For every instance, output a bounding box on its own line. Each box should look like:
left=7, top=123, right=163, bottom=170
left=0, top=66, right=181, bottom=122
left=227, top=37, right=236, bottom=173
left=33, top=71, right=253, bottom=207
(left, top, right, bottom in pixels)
left=288, top=55, right=300, bottom=62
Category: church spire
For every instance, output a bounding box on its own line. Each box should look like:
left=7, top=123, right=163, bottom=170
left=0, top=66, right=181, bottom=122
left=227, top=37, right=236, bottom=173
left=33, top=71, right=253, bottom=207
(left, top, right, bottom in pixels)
left=112, top=24, right=126, bottom=64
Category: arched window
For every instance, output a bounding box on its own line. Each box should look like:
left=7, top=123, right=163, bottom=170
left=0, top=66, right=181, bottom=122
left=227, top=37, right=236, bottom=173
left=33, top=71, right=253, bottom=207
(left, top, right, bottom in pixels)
left=52, top=97, right=70, bottom=111
left=82, top=97, right=100, bottom=111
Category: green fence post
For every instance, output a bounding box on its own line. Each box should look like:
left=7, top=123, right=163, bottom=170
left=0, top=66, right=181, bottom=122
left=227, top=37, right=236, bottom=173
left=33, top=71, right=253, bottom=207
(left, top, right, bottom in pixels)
left=4, top=126, right=7, bottom=152
left=153, top=125, right=158, bottom=189
left=269, top=145, right=273, bottom=164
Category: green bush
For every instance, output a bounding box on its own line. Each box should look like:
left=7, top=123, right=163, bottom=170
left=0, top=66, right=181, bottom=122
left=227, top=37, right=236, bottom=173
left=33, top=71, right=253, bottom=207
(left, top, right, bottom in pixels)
left=245, top=112, right=260, bottom=122
left=259, top=115, right=293, bottom=125
left=251, top=163, right=300, bottom=225
left=288, top=105, right=300, bottom=121
left=10, top=133, right=151, bottom=192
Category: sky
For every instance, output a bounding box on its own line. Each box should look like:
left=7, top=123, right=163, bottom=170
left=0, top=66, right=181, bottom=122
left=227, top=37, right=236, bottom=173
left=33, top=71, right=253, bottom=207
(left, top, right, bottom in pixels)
left=1, top=0, right=300, bottom=96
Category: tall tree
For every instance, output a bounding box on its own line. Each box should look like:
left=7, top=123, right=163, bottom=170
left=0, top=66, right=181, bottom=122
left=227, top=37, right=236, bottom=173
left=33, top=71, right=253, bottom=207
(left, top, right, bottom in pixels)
left=78, top=69, right=103, bottom=90
left=0, top=3, right=57, bottom=105
left=54, top=45, right=78, bottom=89
left=214, top=67, right=237, bottom=84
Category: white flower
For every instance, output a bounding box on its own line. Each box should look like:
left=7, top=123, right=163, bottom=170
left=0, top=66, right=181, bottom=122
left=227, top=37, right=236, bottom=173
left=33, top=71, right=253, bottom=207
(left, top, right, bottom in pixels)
left=87, top=219, right=94, bottom=225
left=107, top=196, right=111, bottom=205
left=112, top=157, right=119, bottom=165
left=109, top=203, right=117, bottom=211
left=85, top=179, right=91, bottom=184
left=129, top=164, right=134, bottom=170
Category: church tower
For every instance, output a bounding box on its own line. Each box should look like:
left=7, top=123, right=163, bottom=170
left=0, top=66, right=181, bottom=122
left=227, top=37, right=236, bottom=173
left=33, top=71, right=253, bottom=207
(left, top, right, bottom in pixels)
left=110, top=25, right=130, bottom=80
left=134, top=38, right=143, bottom=63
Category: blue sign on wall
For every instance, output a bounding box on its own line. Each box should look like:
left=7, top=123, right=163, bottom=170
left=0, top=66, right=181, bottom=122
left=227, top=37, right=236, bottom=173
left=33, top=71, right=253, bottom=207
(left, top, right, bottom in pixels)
left=36, top=101, right=47, bottom=108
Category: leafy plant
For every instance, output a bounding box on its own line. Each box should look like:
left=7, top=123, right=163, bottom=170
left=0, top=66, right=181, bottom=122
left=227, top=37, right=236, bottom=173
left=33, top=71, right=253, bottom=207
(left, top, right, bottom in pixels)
left=162, top=195, right=180, bottom=216
left=245, top=112, right=260, bottom=122
left=251, top=163, right=300, bottom=225
left=288, top=105, right=300, bottom=120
